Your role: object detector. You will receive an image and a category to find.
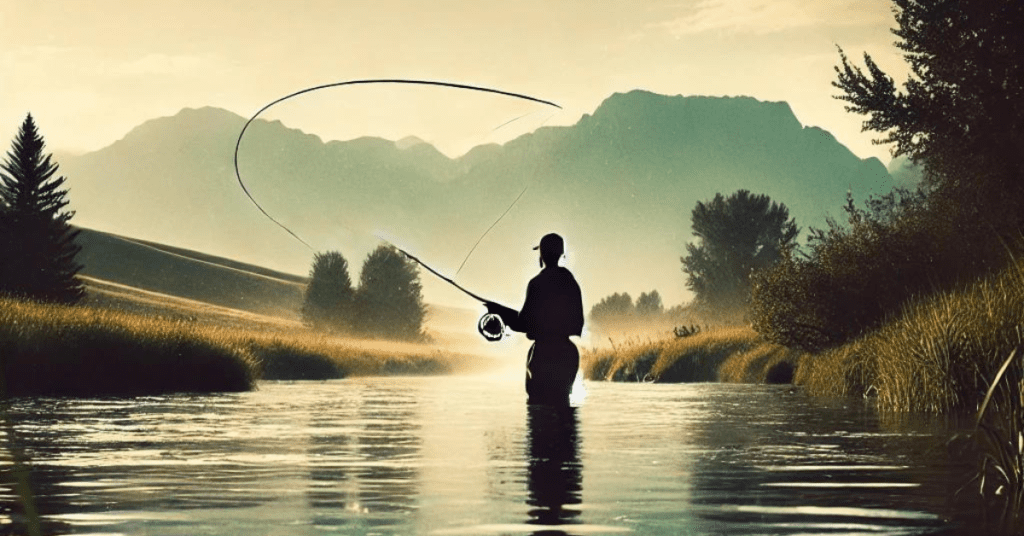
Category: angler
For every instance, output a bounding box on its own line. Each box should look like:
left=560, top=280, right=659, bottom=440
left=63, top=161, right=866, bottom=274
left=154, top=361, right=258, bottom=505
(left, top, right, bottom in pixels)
left=485, top=233, right=584, bottom=406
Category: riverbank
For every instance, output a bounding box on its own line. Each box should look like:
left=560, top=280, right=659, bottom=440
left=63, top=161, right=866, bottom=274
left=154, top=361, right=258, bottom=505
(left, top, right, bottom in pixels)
left=585, top=257, right=1024, bottom=413
left=0, top=295, right=481, bottom=397
left=581, top=327, right=801, bottom=384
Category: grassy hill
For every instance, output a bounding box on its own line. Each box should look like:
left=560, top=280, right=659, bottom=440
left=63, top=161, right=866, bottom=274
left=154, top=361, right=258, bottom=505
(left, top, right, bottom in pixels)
left=73, top=227, right=488, bottom=351
left=75, top=227, right=307, bottom=321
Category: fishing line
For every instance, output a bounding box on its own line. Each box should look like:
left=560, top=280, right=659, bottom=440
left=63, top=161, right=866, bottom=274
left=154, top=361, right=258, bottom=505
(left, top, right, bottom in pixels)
left=451, top=108, right=560, bottom=276
left=233, top=79, right=561, bottom=250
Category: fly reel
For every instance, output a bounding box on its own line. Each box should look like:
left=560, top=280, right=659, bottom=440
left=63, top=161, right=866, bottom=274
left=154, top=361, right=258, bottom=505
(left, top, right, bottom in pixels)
left=478, top=313, right=507, bottom=342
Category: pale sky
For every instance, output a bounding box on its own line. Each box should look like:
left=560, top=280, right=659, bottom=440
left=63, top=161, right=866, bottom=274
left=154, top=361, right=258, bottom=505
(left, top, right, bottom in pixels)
left=1, top=0, right=909, bottom=163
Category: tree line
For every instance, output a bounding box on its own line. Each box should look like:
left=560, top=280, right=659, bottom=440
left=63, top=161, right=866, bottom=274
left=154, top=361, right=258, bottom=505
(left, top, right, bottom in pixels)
left=301, top=247, right=426, bottom=341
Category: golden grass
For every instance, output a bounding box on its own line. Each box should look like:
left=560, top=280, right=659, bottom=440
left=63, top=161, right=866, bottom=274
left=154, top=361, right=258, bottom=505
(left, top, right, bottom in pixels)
left=581, top=327, right=790, bottom=383
left=797, top=257, right=1024, bottom=413
left=0, top=293, right=480, bottom=397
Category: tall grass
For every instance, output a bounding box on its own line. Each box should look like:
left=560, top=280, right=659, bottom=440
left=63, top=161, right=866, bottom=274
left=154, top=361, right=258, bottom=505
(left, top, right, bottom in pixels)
left=0, top=296, right=478, bottom=397
left=797, top=257, right=1024, bottom=413
left=582, top=327, right=777, bottom=383
left=971, top=349, right=1024, bottom=532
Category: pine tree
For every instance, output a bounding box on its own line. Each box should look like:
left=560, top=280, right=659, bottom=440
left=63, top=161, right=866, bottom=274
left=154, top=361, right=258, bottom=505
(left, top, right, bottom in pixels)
left=0, top=114, right=84, bottom=304
left=301, top=251, right=355, bottom=332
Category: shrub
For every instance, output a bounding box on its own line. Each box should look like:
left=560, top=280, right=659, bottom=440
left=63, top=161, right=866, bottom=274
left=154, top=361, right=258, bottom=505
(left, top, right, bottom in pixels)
left=751, top=190, right=1005, bottom=351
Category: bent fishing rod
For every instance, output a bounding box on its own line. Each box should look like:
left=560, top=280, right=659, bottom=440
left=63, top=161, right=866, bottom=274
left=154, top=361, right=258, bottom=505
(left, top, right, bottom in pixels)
left=372, top=235, right=517, bottom=341
left=233, top=79, right=559, bottom=340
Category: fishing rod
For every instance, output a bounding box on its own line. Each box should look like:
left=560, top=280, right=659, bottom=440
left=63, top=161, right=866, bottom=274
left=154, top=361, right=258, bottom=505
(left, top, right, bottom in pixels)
left=378, top=236, right=513, bottom=342
left=234, top=79, right=560, bottom=340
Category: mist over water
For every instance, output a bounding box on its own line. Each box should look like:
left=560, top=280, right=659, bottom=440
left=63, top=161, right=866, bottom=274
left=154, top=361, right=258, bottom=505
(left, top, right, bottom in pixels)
left=1, top=376, right=976, bottom=535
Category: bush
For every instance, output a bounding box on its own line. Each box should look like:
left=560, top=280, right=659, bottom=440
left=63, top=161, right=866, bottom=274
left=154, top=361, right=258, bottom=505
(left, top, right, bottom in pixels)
left=750, top=190, right=1006, bottom=351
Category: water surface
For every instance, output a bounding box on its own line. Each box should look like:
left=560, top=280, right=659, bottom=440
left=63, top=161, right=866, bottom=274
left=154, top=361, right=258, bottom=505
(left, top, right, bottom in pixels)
left=1, top=373, right=976, bottom=535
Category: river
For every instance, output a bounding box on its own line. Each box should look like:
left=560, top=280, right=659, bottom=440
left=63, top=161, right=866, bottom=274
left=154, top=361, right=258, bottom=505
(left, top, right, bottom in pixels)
left=0, top=371, right=981, bottom=535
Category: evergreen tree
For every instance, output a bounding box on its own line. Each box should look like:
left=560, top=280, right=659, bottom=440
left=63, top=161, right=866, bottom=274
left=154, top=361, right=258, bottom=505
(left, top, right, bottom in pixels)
left=353, top=245, right=425, bottom=341
left=681, top=190, right=797, bottom=313
left=0, top=114, right=83, bottom=303
left=301, top=251, right=355, bottom=332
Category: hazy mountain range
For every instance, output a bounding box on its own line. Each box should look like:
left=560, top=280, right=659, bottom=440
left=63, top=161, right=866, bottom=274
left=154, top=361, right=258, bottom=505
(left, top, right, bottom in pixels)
left=61, top=89, right=895, bottom=308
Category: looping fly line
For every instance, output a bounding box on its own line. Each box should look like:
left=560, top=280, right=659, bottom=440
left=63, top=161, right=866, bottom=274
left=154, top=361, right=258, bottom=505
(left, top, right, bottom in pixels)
left=232, top=79, right=562, bottom=250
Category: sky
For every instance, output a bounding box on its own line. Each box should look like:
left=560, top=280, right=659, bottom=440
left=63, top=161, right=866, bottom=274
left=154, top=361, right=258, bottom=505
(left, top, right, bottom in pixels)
left=1, top=0, right=910, bottom=164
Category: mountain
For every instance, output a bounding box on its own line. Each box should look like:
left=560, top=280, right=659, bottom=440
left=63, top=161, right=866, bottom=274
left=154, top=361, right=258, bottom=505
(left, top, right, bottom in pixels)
left=59, top=90, right=894, bottom=308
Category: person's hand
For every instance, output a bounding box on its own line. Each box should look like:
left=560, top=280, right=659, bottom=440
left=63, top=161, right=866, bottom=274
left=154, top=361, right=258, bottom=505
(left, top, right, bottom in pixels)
left=484, top=301, right=516, bottom=322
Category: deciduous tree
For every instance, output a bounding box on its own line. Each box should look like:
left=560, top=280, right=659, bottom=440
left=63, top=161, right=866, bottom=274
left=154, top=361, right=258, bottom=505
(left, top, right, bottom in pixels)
left=353, top=245, right=425, bottom=341
left=681, top=190, right=797, bottom=313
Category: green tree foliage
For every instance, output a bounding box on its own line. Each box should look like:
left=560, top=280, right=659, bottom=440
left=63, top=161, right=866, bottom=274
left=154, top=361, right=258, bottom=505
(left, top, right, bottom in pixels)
left=635, top=290, right=663, bottom=316
left=0, top=114, right=83, bottom=304
left=301, top=251, right=354, bottom=332
left=754, top=0, right=1024, bottom=352
left=834, top=0, right=1024, bottom=210
left=353, top=245, right=426, bottom=341
left=680, top=189, right=798, bottom=313
left=749, top=189, right=982, bottom=351
left=589, top=292, right=633, bottom=324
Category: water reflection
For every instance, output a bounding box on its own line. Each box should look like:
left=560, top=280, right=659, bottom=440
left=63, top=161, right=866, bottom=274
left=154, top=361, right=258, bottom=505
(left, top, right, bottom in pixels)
left=525, top=404, right=582, bottom=532
left=305, top=383, right=422, bottom=531
left=0, top=379, right=990, bottom=535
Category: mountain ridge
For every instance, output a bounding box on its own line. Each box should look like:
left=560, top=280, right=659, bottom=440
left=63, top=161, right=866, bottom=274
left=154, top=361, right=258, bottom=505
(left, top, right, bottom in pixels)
left=59, top=90, right=893, bottom=307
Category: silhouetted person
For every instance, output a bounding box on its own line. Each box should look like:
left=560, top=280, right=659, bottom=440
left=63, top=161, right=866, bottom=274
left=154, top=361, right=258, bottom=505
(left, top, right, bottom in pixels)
left=487, top=233, right=584, bottom=405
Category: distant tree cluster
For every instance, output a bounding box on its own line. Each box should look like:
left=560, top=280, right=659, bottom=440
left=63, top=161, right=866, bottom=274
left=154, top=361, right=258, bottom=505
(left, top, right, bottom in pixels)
left=680, top=189, right=797, bottom=320
left=589, top=289, right=668, bottom=328
left=301, top=245, right=426, bottom=341
left=0, top=114, right=83, bottom=304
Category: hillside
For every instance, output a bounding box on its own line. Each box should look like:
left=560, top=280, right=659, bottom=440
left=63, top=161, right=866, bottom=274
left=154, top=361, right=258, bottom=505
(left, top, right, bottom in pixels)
left=73, top=228, right=487, bottom=350
left=60, top=90, right=894, bottom=307
left=75, top=228, right=307, bottom=320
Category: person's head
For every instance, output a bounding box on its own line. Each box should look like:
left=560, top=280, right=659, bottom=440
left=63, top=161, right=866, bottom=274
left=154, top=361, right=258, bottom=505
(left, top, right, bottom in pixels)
left=534, top=233, right=564, bottom=268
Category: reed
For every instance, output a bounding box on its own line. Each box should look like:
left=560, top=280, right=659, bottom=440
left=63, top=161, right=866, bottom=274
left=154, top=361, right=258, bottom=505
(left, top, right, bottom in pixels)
left=796, top=257, right=1024, bottom=413
left=0, top=296, right=476, bottom=397
left=970, top=348, right=1024, bottom=532
left=582, top=327, right=777, bottom=383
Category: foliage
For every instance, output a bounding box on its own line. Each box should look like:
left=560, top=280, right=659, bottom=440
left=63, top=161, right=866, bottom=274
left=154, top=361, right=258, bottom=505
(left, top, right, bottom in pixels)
left=0, top=292, right=474, bottom=396
left=749, top=187, right=1000, bottom=351
left=0, top=114, right=83, bottom=304
left=301, top=251, right=355, bottom=332
left=757, top=0, right=1024, bottom=351
left=681, top=189, right=798, bottom=315
left=581, top=326, right=764, bottom=383
left=792, top=255, right=1024, bottom=414
left=972, top=349, right=1024, bottom=533
left=353, top=245, right=426, bottom=341
left=834, top=0, right=1024, bottom=221
left=589, top=292, right=633, bottom=323
left=635, top=290, right=663, bottom=316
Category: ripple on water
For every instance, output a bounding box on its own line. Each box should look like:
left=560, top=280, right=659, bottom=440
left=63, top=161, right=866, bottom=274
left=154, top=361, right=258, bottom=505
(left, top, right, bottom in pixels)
left=0, top=377, right=976, bottom=535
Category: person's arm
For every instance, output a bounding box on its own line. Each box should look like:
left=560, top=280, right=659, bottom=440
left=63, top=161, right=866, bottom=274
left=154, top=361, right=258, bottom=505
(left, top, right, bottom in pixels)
left=484, top=301, right=520, bottom=329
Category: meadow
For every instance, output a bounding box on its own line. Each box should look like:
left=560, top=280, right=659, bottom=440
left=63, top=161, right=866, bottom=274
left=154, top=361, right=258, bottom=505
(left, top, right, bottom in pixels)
left=0, top=280, right=483, bottom=397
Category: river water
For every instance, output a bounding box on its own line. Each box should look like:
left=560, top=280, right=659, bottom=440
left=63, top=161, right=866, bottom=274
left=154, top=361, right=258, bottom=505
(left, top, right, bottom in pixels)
left=0, top=372, right=981, bottom=535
